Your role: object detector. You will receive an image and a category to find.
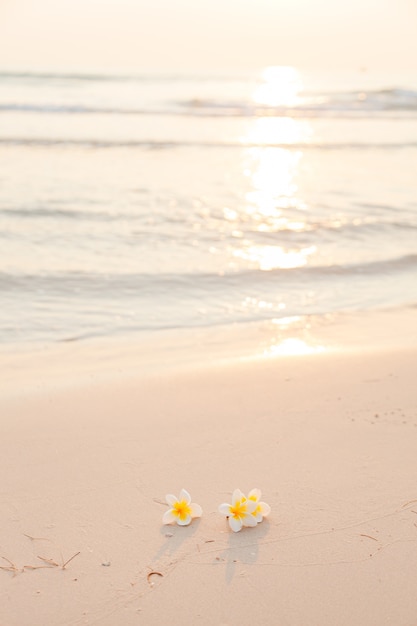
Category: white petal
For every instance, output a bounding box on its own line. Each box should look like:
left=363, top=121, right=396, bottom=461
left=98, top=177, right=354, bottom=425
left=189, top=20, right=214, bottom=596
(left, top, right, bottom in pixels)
left=245, top=499, right=257, bottom=514
left=259, top=502, right=271, bottom=517
left=232, top=489, right=245, bottom=505
left=190, top=503, right=202, bottom=518
left=242, top=513, right=257, bottom=527
left=229, top=516, right=243, bottom=532
left=179, top=489, right=191, bottom=504
left=177, top=513, right=192, bottom=526
left=162, top=509, right=176, bottom=525
left=248, top=488, right=261, bottom=501
left=253, top=510, right=263, bottom=523
left=165, top=494, right=177, bottom=506
left=218, top=503, right=231, bottom=516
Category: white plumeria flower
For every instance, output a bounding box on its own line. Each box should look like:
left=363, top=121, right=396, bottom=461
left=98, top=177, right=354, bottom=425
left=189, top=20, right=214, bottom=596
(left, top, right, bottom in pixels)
left=245, top=488, right=271, bottom=523
left=162, top=489, right=202, bottom=526
left=218, top=488, right=258, bottom=532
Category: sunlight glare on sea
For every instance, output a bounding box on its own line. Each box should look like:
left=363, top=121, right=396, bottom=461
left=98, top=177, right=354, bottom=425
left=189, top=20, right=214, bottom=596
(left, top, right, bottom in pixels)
left=231, top=67, right=315, bottom=275
left=252, top=66, right=303, bottom=108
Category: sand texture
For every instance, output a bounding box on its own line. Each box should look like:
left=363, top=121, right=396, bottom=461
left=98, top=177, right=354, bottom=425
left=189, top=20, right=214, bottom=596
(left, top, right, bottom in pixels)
left=1, top=349, right=417, bottom=625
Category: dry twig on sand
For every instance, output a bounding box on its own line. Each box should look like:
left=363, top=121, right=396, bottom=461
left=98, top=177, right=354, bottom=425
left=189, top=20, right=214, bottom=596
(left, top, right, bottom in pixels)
left=0, top=556, right=21, bottom=577
left=25, top=552, right=81, bottom=571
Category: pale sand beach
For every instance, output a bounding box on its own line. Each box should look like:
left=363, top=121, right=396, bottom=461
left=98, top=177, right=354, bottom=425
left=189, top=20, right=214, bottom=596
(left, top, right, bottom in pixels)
left=1, top=347, right=417, bottom=625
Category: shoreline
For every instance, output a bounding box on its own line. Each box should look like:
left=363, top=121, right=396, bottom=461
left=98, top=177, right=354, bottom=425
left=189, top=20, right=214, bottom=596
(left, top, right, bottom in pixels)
left=2, top=305, right=417, bottom=399
left=1, top=345, right=417, bottom=624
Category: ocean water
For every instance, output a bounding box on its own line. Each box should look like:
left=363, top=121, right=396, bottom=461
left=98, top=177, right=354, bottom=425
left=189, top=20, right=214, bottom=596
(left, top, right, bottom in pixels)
left=0, top=67, right=416, bottom=356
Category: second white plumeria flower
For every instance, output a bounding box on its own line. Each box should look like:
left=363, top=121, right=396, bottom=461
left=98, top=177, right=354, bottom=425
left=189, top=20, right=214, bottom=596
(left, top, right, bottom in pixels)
left=218, top=488, right=258, bottom=532
left=162, top=489, right=202, bottom=526
left=245, top=488, right=271, bottom=523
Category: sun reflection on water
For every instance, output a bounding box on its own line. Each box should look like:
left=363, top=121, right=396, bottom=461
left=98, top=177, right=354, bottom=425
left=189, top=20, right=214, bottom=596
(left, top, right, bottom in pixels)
left=228, top=66, right=318, bottom=273
left=244, top=117, right=306, bottom=146
left=253, top=66, right=303, bottom=108
left=264, top=338, right=326, bottom=357
left=234, top=244, right=316, bottom=270
left=224, top=67, right=326, bottom=358
left=244, top=147, right=302, bottom=218
left=264, top=316, right=327, bottom=357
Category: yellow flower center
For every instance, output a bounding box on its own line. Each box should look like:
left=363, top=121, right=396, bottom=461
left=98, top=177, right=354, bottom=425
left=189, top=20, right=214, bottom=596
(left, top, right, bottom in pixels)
left=173, top=500, right=192, bottom=521
left=230, top=499, right=247, bottom=519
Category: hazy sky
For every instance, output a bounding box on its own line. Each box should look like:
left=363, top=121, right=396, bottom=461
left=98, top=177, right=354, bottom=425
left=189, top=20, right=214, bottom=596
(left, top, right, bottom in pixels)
left=1, top=0, right=416, bottom=72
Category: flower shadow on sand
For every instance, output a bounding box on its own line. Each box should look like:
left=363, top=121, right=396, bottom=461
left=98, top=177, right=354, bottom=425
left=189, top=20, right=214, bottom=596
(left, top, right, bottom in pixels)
left=217, top=519, right=270, bottom=584
left=152, top=519, right=201, bottom=566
